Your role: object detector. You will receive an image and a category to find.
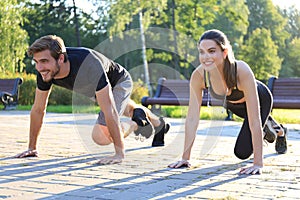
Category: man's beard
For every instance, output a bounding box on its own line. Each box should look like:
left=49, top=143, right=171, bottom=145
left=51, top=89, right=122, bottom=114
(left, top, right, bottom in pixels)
left=43, top=62, right=60, bottom=82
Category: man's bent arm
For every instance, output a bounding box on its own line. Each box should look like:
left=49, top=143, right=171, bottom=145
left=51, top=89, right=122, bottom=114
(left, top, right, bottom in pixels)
left=96, top=85, right=125, bottom=158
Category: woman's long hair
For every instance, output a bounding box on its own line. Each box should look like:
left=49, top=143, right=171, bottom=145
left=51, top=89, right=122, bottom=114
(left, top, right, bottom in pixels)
left=198, top=29, right=236, bottom=89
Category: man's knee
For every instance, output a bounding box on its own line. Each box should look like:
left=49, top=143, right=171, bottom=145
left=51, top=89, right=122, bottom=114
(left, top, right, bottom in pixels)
left=92, top=125, right=112, bottom=145
left=124, top=99, right=136, bottom=117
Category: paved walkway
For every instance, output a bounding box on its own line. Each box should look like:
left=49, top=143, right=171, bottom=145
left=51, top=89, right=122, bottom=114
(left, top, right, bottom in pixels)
left=0, top=110, right=299, bottom=200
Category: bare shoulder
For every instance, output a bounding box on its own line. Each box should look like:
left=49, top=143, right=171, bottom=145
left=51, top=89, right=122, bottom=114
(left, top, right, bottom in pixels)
left=236, top=60, right=253, bottom=73
left=236, top=60, right=255, bottom=79
left=236, top=60, right=256, bottom=90
left=192, top=65, right=206, bottom=80
left=190, top=65, right=205, bottom=89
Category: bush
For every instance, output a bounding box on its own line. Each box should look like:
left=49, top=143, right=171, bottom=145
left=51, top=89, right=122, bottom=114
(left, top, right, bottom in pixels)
left=48, top=86, right=72, bottom=105
left=18, top=73, right=36, bottom=105
left=131, top=79, right=149, bottom=104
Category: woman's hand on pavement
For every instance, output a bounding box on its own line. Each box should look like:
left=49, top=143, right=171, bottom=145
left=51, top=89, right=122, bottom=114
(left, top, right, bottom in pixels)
left=240, top=165, right=262, bottom=175
left=168, top=159, right=191, bottom=168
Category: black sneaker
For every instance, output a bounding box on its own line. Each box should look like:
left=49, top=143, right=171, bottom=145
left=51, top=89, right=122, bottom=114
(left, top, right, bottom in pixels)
left=132, top=108, right=154, bottom=139
left=152, top=117, right=170, bottom=147
left=275, top=125, right=287, bottom=154
left=263, top=119, right=277, bottom=143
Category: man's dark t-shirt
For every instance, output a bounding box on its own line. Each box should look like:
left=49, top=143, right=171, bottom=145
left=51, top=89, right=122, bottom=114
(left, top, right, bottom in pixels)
left=37, top=47, right=129, bottom=98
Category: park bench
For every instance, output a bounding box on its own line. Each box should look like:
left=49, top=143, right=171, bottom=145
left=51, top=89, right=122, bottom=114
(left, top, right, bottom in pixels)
left=0, top=78, right=23, bottom=110
left=141, top=77, right=227, bottom=116
left=267, top=76, right=300, bottom=109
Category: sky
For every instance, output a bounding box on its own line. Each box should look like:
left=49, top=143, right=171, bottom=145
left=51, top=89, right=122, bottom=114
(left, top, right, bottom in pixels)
left=272, top=0, right=300, bottom=9
left=72, top=0, right=95, bottom=13
left=68, top=0, right=300, bottom=13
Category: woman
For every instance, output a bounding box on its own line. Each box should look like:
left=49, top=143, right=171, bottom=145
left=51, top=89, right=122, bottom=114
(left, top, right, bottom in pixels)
left=168, top=29, right=287, bottom=175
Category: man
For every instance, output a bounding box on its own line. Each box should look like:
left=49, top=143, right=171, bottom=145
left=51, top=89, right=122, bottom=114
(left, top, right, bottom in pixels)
left=15, top=35, right=169, bottom=164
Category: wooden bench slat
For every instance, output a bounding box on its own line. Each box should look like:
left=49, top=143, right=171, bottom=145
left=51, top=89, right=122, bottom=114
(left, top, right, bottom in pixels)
left=141, top=77, right=224, bottom=109
left=272, top=92, right=300, bottom=96
left=267, top=76, right=300, bottom=109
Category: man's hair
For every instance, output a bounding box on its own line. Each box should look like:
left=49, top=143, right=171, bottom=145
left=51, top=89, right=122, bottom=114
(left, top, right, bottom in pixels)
left=27, top=35, right=68, bottom=62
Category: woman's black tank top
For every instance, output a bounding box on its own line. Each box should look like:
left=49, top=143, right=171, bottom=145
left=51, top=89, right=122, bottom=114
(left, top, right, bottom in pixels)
left=204, top=62, right=244, bottom=101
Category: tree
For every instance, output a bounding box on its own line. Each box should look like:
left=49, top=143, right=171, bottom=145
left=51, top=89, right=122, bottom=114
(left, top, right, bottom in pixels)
left=280, top=6, right=300, bottom=40
left=0, top=0, right=28, bottom=73
left=107, top=0, right=168, bottom=37
left=22, top=0, right=107, bottom=73
left=205, top=0, right=249, bottom=59
left=165, top=0, right=219, bottom=77
left=23, top=0, right=78, bottom=47
left=240, top=28, right=282, bottom=81
left=246, top=0, right=288, bottom=50
left=104, top=0, right=168, bottom=94
left=106, top=0, right=224, bottom=81
left=278, top=7, right=300, bottom=77
left=245, top=0, right=289, bottom=78
left=280, top=37, right=300, bottom=77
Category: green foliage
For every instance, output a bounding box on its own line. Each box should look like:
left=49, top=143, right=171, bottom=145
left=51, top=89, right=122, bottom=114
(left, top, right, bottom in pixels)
left=2, top=0, right=300, bottom=81
left=18, top=73, right=36, bottom=105
left=171, top=0, right=219, bottom=40
left=271, top=109, right=300, bottom=124
left=48, top=86, right=73, bottom=105
left=161, top=106, right=300, bottom=124
left=0, top=0, right=28, bottom=73
left=23, top=1, right=77, bottom=46
left=246, top=0, right=289, bottom=48
left=107, top=0, right=168, bottom=37
left=279, top=7, right=300, bottom=77
left=130, top=79, right=149, bottom=104
left=246, top=0, right=289, bottom=75
left=106, top=0, right=223, bottom=80
left=21, top=0, right=108, bottom=73
left=240, top=28, right=282, bottom=80
left=6, top=103, right=300, bottom=124
left=280, top=7, right=300, bottom=40
left=161, top=106, right=228, bottom=120
left=205, top=0, right=249, bottom=58
left=280, top=37, right=300, bottom=77
left=162, top=106, right=188, bottom=118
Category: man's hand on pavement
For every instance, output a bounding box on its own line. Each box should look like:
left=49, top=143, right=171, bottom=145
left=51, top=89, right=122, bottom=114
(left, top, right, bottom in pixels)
left=96, top=154, right=124, bottom=165
left=15, top=149, right=38, bottom=158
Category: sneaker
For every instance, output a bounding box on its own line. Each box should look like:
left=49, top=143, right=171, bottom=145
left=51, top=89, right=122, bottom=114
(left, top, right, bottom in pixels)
left=263, top=119, right=277, bottom=143
left=152, top=117, right=170, bottom=147
left=275, top=125, right=287, bottom=154
left=132, top=108, right=154, bottom=139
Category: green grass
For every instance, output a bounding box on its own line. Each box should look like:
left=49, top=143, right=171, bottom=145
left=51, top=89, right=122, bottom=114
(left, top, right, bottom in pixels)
left=15, top=105, right=100, bottom=114
left=161, top=105, right=300, bottom=124
left=1, top=104, right=299, bottom=124
left=270, top=109, right=300, bottom=124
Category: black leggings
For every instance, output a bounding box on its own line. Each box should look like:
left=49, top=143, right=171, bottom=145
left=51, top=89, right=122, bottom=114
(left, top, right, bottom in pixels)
left=226, top=81, right=273, bottom=160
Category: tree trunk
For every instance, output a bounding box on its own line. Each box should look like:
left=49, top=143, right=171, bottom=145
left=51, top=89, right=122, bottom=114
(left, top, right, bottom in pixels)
left=72, top=0, right=81, bottom=46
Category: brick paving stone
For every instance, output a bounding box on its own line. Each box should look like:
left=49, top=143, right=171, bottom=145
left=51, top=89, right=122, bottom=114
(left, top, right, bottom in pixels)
left=1, top=111, right=299, bottom=199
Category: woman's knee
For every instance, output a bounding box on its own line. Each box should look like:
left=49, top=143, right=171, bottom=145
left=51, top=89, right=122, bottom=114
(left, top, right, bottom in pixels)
left=234, top=147, right=252, bottom=160
left=92, top=125, right=113, bottom=145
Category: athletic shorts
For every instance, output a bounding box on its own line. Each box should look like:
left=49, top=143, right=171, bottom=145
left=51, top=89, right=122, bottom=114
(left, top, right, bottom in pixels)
left=96, top=74, right=133, bottom=125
